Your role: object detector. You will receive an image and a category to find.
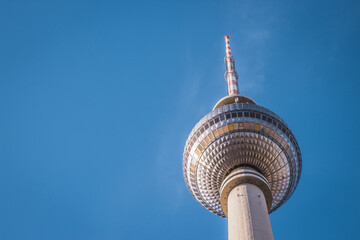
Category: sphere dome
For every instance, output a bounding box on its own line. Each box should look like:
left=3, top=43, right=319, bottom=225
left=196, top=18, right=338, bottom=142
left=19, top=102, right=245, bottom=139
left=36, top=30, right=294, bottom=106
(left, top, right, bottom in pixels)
left=183, top=95, right=302, bottom=218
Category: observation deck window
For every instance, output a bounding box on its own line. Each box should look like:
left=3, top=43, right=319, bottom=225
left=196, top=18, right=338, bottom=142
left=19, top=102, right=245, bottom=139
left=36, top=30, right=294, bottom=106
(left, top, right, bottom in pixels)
left=218, top=127, right=224, bottom=135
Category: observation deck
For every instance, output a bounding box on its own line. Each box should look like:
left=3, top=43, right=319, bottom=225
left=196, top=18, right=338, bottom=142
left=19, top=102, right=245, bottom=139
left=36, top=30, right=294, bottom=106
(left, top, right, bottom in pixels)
left=183, top=97, right=302, bottom=218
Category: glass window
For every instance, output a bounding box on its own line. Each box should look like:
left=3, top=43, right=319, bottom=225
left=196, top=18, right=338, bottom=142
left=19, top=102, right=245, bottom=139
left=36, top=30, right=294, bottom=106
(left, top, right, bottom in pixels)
left=213, top=130, right=219, bottom=137
left=270, top=129, right=275, bottom=137
left=220, top=115, right=225, bottom=121
left=274, top=132, right=279, bottom=140
left=231, top=112, right=237, bottom=118
left=255, top=113, right=260, bottom=119
left=215, top=118, right=220, bottom=123
left=209, top=133, right=214, bottom=140
left=218, top=127, right=224, bottom=135
left=266, top=127, right=271, bottom=134
left=226, top=113, right=231, bottom=119
left=250, top=112, right=255, bottom=118
left=222, top=126, right=228, bottom=133
left=244, top=112, right=249, bottom=117
left=195, top=148, right=201, bottom=156
left=273, top=120, right=278, bottom=127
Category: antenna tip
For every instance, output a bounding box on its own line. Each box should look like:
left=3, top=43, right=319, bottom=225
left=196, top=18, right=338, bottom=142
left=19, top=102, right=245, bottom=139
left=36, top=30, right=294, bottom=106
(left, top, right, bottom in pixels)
left=224, top=34, right=230, bottom=39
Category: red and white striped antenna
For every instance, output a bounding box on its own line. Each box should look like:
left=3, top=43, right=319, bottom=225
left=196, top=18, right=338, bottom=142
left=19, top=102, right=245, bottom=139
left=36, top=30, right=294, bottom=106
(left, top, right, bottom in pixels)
left=224, top=35, right=239, bottom=95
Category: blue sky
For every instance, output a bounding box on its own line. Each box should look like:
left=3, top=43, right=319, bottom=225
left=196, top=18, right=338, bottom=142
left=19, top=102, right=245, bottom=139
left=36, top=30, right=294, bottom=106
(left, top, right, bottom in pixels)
left=1, top=0, right=360, bottom=239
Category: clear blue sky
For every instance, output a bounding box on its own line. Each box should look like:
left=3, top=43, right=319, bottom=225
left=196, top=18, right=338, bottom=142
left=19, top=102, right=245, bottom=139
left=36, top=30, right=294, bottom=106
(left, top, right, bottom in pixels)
left=1, top=0, right=359, bottom=239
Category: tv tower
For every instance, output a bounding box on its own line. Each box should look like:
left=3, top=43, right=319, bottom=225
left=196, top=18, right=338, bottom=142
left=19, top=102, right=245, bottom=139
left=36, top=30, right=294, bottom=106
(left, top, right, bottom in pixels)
left=183, top=35, right=302, bottom=240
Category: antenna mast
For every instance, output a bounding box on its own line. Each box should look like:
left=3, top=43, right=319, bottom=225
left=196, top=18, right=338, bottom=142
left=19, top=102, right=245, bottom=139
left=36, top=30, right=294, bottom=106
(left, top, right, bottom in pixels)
left=224, top=35, right=239, bottom=95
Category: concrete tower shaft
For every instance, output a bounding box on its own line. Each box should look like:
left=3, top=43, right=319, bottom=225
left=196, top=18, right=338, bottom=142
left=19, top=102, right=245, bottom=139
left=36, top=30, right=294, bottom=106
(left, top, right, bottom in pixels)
left=221, top=168, right=274, bottom=240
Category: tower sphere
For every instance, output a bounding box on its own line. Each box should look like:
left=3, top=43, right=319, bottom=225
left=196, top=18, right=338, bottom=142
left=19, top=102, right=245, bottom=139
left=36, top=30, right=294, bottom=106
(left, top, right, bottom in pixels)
left=183, top=95, right=302, bottom=218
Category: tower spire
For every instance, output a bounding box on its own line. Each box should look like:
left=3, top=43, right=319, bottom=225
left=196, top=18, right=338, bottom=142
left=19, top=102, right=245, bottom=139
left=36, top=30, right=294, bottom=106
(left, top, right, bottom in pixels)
left=224, top=35, right=239, bottom=95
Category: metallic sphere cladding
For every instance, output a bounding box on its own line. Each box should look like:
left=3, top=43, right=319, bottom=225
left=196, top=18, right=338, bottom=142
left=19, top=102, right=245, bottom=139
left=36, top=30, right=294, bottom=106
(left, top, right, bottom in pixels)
left=182, top=101, right=302, bottom=218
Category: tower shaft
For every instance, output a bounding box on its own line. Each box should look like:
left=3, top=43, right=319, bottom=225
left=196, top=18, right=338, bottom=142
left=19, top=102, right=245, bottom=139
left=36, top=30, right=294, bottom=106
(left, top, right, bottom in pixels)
left=227, top=184, right=274, bottom=240
left=224, top=35, right=239, bottom=95
left=220, top=168, right=274, bottom=240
